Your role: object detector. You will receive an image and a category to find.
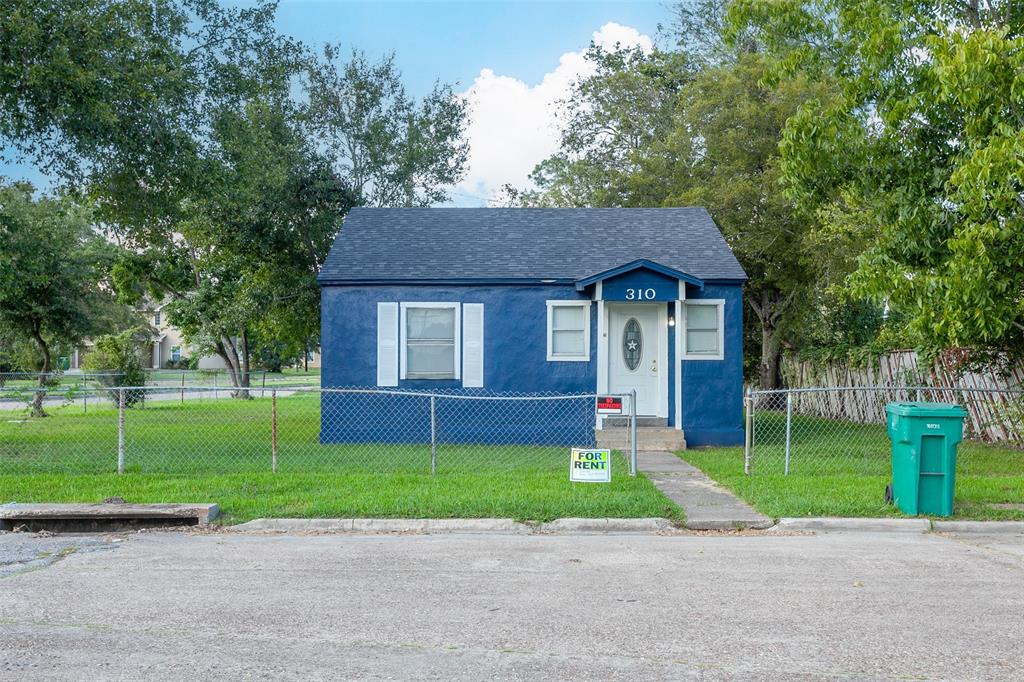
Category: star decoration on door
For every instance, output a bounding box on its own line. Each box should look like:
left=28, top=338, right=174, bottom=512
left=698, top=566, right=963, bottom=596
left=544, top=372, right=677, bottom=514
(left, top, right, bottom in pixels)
left=622, top=318, right=643, bottom=371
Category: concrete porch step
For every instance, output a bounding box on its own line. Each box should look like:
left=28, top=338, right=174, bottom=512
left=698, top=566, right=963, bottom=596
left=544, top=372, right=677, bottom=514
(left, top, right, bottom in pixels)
left=595, top=427, right=686, bottom=451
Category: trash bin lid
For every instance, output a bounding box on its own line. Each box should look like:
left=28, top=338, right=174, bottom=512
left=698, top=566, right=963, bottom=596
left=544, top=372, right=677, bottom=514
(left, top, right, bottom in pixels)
left=884, top=401, right=967, bottom=418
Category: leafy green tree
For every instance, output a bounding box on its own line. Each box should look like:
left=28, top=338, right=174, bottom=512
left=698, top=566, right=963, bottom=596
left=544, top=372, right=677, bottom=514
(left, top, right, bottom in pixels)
left=1, top=0, right=291, bottom=197
left=302, top=48, right=470, bottom=207
left=652, top=55, right=836, bottom=387
left=0, top=183, right=119, bottom=415
left=512, top=5, right=843, bottom=387
left=83, top=327, right=150, bottom=407
left=505, top=44, right=692, bottom=208
left=729, top=0, right=1024, bottom=360
left=113, top=96, right=353, bottom=395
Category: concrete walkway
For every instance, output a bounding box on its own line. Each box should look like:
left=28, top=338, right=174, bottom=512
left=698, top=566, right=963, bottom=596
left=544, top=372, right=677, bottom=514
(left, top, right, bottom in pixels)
left=638, top=451, right=773, bottom=530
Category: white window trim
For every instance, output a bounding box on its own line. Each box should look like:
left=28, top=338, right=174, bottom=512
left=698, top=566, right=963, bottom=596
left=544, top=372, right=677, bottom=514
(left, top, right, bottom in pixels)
left=400, top=302, right=461, bottom=380
left=681, top=299, right=725, bottom=361
left=546, top=300, right=591, bottom=362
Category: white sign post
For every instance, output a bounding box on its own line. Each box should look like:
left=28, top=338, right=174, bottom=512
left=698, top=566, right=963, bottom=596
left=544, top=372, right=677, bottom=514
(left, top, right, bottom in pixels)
left=570, top=448, right=612, bottom=483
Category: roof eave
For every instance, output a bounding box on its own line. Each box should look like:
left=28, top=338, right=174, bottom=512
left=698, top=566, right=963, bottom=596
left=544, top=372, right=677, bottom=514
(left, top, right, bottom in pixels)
left=317, top=276, right=578, bottom=287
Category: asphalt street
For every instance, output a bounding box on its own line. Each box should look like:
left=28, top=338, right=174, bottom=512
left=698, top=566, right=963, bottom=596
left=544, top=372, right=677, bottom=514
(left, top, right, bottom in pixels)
left=1, top=528, right=1022, bottom=681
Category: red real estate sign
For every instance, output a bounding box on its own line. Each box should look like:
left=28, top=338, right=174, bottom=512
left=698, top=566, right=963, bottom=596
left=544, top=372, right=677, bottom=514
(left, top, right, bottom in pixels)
left=596, top=396, right=623, bottom=414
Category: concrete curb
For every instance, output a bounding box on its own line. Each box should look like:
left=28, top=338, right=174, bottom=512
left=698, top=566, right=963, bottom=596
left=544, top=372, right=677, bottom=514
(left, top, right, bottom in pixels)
left=931, top=520, right=1024, bottom=534
left=230, top=518, right=532, bottom=534
left=685, top=518, right=776, bottom=531
left=536, top=518, right=676, bottom=534
left=232, top=517, right=679, bottom=535
left=773, top=517, right=932, bottom=533
left=774, top=517, right=1024, bottom=534
left=225, top=516, right=1024, bottom=536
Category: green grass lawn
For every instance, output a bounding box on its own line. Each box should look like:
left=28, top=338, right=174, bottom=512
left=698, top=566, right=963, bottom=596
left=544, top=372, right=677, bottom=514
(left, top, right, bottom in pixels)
left=684, top=412, right=1024, bottom=521
left=0, top=393, right=679, bottom=524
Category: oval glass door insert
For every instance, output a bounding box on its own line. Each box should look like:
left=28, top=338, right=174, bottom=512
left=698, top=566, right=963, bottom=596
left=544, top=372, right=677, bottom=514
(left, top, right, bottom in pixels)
left=622, top=318, right=643, bottom=371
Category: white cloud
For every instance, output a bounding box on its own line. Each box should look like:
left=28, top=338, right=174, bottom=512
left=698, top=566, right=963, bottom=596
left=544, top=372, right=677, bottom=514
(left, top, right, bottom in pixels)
left=454, top=22, right=653, bottom=206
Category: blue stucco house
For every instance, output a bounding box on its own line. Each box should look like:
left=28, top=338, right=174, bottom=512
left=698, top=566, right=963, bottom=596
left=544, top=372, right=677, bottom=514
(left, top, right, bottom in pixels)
left=318, top=207, right=747, bottom=447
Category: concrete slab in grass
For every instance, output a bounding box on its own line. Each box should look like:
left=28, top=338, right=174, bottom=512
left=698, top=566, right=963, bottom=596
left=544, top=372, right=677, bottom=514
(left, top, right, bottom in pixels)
left=0, top=502, right=219, bottom=531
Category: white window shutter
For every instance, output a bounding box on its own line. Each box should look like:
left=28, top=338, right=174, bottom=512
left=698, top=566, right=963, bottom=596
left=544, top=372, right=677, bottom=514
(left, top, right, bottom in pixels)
left=377, top=302, right=399, bottom=387
left=462, top=303, right=484, bottom=388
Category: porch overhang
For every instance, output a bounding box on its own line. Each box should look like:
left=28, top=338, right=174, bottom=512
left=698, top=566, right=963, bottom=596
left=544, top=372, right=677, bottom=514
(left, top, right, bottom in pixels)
left=574, top=259, right=705, bottom=292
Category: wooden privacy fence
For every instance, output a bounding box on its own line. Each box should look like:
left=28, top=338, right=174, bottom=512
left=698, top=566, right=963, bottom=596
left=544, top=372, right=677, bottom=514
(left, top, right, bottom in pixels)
left=779, top=350, right=1024, bottom=445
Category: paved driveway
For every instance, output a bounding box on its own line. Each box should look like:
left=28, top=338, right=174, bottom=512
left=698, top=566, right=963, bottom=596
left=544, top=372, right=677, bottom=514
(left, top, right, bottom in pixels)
left=2, top=529, right=1022, bottom=680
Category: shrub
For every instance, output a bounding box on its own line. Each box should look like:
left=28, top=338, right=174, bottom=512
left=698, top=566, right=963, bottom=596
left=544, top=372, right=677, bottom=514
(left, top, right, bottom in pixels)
left=83, top=327, right=149, bottom=406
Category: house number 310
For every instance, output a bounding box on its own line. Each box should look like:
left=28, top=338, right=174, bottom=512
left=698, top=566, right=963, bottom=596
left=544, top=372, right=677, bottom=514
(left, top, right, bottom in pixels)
left=625, top=288, right=657, bottom=300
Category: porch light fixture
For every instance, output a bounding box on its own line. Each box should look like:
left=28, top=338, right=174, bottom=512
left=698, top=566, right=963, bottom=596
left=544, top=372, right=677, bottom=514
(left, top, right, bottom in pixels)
left=668, top=316, right=676, bottom=327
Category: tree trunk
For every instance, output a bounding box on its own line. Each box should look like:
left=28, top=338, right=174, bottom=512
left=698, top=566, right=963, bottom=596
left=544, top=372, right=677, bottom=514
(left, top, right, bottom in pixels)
left=748, top=289, right=786, bottom=391
left=236, top=330, right=250, bottom=399
left=30, top=326, right=50, bottom=417
left=214, top=331, right=252, bottom=399
left=760, top=320, right=783, bottom=390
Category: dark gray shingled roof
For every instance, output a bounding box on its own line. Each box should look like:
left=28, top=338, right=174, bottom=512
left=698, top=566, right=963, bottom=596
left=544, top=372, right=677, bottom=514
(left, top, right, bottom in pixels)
left=318, top=207, right=746, bottom=284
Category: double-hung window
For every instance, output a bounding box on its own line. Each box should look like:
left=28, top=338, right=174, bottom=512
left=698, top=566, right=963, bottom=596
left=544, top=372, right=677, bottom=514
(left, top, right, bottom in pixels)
left=546, top=301, right=590, bottom=361
left=682, top=300, right=724, bottom=360
left=401, top=303, right=460, bottom=379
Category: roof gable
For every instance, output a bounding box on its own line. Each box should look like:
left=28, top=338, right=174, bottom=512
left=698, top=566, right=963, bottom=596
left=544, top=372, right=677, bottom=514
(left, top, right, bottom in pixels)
left=574, top=259, right=704, bottom=291
left=318, top=207, right=746, bottom=284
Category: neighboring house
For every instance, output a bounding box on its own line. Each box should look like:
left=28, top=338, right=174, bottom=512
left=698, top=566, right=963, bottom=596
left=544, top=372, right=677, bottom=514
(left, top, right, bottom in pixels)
left=69, top=301, right=228, bottom=371
left=317, top=207, right=747, bottom=447
left=140, top=302, right=227, bottom=370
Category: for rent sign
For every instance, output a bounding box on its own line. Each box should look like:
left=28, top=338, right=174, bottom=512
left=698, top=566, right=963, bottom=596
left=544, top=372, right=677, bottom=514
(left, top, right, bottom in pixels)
left=570, top=448, right=611, bottom=483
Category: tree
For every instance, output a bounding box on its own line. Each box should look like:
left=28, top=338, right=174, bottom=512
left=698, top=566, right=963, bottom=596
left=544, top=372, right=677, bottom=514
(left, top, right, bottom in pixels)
left=1, top=0, right=290, bottom=200
left=649, top=55, right=836, bottom=387
left=521, top=44, right=694, bottom=208
left=729, top=0, right=1024, bottom=361
left=511, top=5, right=842, bottom=387
left=4, top=3, right=471, bottom=396
left=113, top=97, right=355, bottom=395
left=0, top=183, right=119, bottom=415
left=302, top=48, right=470, bottom=207
left=83, top=327, right=150, bottom=407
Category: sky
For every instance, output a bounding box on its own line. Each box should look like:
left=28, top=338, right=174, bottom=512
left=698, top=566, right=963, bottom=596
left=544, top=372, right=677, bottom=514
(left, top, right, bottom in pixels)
left=1, top=0, right=671, bottom=206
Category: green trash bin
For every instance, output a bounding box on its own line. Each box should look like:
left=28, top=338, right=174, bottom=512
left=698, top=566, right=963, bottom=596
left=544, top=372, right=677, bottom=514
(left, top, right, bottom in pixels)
left=885, top=402, right=967, bottom=517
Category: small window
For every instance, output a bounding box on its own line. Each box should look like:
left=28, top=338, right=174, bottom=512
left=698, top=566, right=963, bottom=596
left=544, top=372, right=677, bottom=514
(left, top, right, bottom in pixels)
left=170, top=346, right=181, bottom=362
left=547, top=301, right=590, bottom=362
left=401, top=303, right=460, bottom=379
left=683, top=301, right=724, bottom=360
left=153, top=311, right=161, bottom=326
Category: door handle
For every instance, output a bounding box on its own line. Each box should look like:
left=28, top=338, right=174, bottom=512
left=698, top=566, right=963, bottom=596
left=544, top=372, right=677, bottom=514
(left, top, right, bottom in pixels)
left=651, top=359, right=657, bottom=373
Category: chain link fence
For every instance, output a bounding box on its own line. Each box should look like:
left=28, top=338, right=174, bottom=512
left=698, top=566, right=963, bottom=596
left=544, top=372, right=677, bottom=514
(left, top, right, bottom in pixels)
left=0, top=386, right=636, bottom=477
left=0, top=369, right=321, bottom=397
left=744, top=386, right=1024, bottom=477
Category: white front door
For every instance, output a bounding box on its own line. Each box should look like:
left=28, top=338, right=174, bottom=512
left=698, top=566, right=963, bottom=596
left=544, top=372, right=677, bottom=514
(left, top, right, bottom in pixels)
left=607, top=304, right=664, bottom=416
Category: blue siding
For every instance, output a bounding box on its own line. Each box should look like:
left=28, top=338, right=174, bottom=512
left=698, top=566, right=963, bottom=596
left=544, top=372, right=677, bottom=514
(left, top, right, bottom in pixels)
left=320, top=284, right=598, bottom=445
left=679, top=284, right=745, bottom=446
left=321, top=284, right=595, bottom=391
left=320, top=278, right=744, bottom=447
